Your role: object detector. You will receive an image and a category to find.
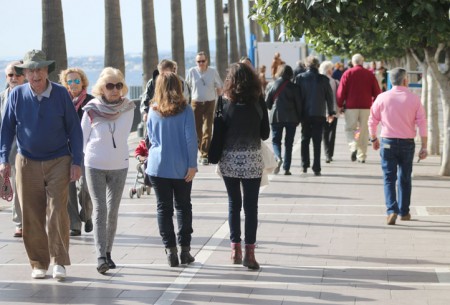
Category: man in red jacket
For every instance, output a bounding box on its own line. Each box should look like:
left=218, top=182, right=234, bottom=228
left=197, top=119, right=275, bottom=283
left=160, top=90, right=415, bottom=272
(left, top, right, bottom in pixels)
left=337, top=54, right=381, bottom=163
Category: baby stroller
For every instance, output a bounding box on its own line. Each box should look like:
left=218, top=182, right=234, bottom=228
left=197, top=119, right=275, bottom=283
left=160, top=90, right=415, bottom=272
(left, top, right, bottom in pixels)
left=129, top=137, right=152, bottom=198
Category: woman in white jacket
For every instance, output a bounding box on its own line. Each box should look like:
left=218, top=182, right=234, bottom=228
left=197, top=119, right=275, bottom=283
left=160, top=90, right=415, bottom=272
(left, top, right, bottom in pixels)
left=81, top=67, right=135, bottom=274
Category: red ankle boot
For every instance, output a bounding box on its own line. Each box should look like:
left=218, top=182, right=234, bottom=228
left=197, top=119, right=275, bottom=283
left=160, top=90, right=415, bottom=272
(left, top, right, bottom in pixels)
left=243, top=244, right=260, bottom=270
left=231, top=242, right=242, bottom=264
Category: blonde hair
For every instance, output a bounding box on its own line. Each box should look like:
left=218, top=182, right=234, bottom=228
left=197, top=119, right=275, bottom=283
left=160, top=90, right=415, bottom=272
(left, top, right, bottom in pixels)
left=59, top=67, right=89, bottom=90
left=152, top=72, right=186, bottom=117
left=91, top=67, right=129, bottom=98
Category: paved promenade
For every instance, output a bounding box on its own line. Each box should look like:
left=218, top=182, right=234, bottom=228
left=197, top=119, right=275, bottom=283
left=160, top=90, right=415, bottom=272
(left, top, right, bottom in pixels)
left=1, top=121, right=450, bottom=305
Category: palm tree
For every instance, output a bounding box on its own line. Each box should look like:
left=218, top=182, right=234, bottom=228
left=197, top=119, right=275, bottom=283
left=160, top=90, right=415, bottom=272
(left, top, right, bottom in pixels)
left=104, top=0, right=125, bottom=75
left=248, top=0, right=263, bottom=41
left=214, top=0, right=227, bottom=79
left=141, top=0, right=159, bottom=87
left=236, top=0, right=247, bottom=58
left=171, top=0, right=185, bottom=77
left=196, top=0, right=210, bottom=56
left=42, top=0, right=67, bottom=82
left=228, top=0, right=239, bottom=63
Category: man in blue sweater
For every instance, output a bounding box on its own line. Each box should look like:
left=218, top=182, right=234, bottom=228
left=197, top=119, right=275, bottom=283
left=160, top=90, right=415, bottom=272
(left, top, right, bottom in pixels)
left=0, top=50, right=83, bottom=280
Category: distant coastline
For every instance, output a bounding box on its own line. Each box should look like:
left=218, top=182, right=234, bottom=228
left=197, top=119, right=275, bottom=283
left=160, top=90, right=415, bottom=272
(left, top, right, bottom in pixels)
left=0, top=51, right=210, bottom=98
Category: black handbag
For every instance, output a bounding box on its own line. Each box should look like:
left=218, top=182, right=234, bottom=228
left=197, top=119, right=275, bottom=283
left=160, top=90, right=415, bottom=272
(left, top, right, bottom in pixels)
left=208, top=96, right=226, bottom=164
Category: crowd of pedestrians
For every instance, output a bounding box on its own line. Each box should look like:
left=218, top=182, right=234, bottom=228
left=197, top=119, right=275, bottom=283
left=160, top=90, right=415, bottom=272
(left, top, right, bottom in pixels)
left=0, top=48, right=427, bottom=280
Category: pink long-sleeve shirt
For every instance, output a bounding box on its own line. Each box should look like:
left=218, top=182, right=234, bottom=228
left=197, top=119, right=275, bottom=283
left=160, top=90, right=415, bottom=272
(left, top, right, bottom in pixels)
left=368, top=86, right=427, bottom=139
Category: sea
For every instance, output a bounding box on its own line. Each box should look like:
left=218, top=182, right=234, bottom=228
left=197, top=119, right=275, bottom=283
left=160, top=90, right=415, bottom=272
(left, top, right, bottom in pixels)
left=0, top=51, right=199, bottom=99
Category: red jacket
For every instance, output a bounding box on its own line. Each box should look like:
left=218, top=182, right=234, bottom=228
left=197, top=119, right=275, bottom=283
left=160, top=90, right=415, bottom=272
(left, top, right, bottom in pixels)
left=134, top=140, right=148, bottom=158
left=337, top=65, right=381, bottom=109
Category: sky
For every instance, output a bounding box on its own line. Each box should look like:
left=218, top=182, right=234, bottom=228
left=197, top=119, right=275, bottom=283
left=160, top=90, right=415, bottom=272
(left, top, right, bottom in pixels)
left=0, top=0, right=250, bottom=59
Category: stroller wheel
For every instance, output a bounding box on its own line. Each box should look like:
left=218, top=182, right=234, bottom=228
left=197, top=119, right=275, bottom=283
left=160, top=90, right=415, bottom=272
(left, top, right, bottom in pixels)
left=136, top=187, right=142, bottom=198
left=129, top=188, right=135, bottom=198
left=146, top=186, right=151, bottom=195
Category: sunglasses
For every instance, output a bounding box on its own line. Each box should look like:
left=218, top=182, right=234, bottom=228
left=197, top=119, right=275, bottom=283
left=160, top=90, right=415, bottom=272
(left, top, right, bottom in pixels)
left=197, top=60, right=206, bottom=63
left=105, top=82, right=124, bottom=90
left=67, top=79, right=81, bottom=85
left=7, top=73, right=23, bottom=78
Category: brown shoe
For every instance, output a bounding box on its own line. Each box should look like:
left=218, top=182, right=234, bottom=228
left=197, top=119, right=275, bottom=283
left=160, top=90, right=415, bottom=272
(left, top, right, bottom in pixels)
left=231, top=243, right=242, bottom=264
left=13, top=228, right=22, bottom=238
left=400, top=213, right=411, bottom=221
left=387, top=213, right=398, bottom=225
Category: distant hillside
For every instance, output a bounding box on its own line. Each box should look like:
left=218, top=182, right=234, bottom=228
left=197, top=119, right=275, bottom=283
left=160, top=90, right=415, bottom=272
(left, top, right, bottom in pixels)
left=0, top=51, right=216, bottom=96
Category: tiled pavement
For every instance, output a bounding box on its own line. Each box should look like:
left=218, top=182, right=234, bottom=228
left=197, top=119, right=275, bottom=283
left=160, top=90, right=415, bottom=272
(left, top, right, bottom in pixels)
left=1, top=122, right=450, bottom=305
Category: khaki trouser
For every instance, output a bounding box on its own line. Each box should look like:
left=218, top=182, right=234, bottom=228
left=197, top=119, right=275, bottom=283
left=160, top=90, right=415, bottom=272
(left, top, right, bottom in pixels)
left=16, top=154, right=71, bottom=270
left=191, top=100, right=216, bottom=158
left=343, top=109, right=370, bottom=161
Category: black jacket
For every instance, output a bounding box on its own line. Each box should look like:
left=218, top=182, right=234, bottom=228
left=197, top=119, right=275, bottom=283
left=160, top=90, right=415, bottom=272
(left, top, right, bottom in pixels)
left=221, top=96, right=270, bottom=150
left=294, top=68, right=335, bottom=118
left=265, top=78, right=302, bottom=124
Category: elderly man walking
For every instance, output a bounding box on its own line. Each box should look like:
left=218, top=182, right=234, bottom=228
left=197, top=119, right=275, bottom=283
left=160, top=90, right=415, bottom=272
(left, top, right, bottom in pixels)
left=0, top=61, right=26, bottom=238
left=337, top=54, right=381, bottom=163
left=368, top=68, right=427, bottom=225
left=0, top=50, right=83, bottom=279
left=185, top=51, right=222, bottom=165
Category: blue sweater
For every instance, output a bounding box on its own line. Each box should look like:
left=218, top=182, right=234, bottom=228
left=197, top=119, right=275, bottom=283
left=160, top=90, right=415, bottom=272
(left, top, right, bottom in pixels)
left=146, top=105, right=197, bottom=179
left=0, top=82, right=83, bottom=165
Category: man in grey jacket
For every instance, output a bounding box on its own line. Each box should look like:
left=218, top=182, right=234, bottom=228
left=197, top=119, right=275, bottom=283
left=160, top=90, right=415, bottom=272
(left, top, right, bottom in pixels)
left=0, top=61, right=25, bottom=238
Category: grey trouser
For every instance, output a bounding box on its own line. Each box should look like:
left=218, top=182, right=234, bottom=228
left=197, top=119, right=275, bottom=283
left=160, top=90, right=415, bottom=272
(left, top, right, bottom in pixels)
left=85, top=167, right=128, bottom=258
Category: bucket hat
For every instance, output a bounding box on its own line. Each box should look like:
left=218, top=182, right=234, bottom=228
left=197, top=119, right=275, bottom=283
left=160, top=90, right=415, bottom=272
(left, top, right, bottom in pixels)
left=14, top=50, right=55, bottom=74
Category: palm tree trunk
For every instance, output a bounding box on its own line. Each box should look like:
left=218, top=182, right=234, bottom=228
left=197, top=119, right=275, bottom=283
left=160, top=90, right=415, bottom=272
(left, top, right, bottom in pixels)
left=142, top=0, right=159, bottom=87
left=236, top=0, right=247, bottom=58
left=214, top=0, right=227, bottom=79
left=104, top=0, right=125, bottom=75
left=228, top=0, right=239, bottom=63
left=171, top=0, right=185, bottom=77
left=196, top=0, right=210, bottom=56
left=42, top=0, right=67, bottom=82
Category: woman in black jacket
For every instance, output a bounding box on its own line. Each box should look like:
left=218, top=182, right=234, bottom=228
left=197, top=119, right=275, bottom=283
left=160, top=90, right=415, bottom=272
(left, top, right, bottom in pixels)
left=265, top=65, right=302, bottom=175
left=218, top=63, right=270, bottom=270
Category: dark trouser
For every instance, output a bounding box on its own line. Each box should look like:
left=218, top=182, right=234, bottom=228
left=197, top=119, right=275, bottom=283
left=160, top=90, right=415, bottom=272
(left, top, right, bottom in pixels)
left=149, top=176, right=193, bottom=248
left=223, top=176, right=261, bottom=245
left=271, top=122, right=297, bottom=171
left=323, top=117, right=338, bottom=159
left=191, top=100, right=215, bottom=158
left=301, top=116, right=325, bottom=173
left=68, top=161, right=92, bottom=231
left=380, top=138, right=415, bottom=217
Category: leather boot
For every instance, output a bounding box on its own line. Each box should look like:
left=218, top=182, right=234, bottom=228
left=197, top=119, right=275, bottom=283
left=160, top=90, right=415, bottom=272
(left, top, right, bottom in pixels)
left=180, top=246, right=195, bottom=264
left=231, top=242, right=242, bottom=264
left=243, top=244, right=260, bottom=270
left=106, top=252, right=116, bottom=269
left=165, top=247, right=179, bottom=267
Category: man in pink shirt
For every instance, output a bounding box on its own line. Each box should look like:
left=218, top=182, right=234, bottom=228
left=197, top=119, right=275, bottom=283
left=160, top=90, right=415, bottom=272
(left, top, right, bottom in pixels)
left=337, top=54, right=381, bottom=163
left=368, top=67, right=427, bottom=225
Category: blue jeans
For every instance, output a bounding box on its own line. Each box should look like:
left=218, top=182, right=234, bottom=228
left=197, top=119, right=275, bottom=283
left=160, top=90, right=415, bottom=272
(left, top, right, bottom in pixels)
left=149, top=176, right=193, bottom=248
left=380, top=138, right=415, bottom=216
left=271, top=122, right=297, bottom=171
left=223, top=176, right=261, bottom=245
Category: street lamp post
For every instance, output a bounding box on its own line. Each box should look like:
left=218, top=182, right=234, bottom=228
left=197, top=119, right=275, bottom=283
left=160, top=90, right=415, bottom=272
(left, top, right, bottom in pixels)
left=223, top=3, right=229, bottom=65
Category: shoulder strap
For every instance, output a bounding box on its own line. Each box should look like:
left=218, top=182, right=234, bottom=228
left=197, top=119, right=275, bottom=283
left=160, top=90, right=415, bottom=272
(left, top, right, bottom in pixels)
left=273, top=80, right=289, bottom=101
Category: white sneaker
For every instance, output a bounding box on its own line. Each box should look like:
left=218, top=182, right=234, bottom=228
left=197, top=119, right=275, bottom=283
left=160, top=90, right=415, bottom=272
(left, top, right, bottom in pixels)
left=52, top=265, right=66, bottom=279
left=31, top=269, right=47, bottom=279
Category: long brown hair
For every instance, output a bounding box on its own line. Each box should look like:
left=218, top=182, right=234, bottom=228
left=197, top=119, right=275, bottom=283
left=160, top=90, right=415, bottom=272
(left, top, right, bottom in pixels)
left=222, top=63, right=261, bottom=104
left=152, top=72, right=186, bottom=117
